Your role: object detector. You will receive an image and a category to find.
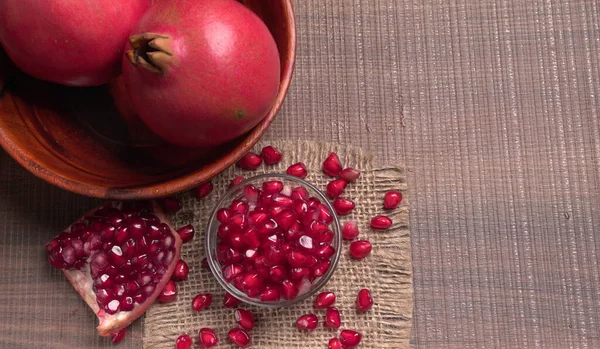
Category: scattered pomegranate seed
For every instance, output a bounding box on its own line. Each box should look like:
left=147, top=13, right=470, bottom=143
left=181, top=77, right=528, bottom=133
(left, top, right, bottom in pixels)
left=223, top=292, right=240, bottom=308
left=193, top=181, right=214, bottom=199
left=356, top=288, right=374, bottom=312
left=158, top=280, right=177, bottom=303
left=340, top=168, right=361, bottom=182
left=333, top=197, right=355, bottom=215
left=286, top=162, right=308, bottom=178
left=371, top=215, right=392, bottom=230
left=261, top=145, right=283, bottom=165
left=328, top=337, right=343, bottom=349
left=157, top=197, right=182, bottom=214
left=171, top=259, right=189, bottom=281
left=296, top=313, right=319, bottom=331
left=234, top=308, right=255, bottom=330
left=192, top=293, right=212, bottom=312
left=314, top=291, right=336, bottom=309
left=110, top=328, right=126, bottom=344
left=177, top=224, right=195, bottom=243
left=339, top=330, right=362, bottom=348
left=349, top=240, right=372, bottom=259
left=325, top=307, right=341, bottom=328
left=322, top=152, right=343, bottom=177
left=202, top=257, right=209, bottom=269
left=342, top=221, right=360, bottom=240
left=384, top=190, right=402, bottom=209
left=175, top=334, right=193, bottom=349
left=228, top=328, right=251, bottom=348
left=229, top=176, right=245, bottom=188
left=237, top=152, right=262, bottom=170
left=326, top=179, right=348, bottom=198
left=198, top=328, right=218, bottom=348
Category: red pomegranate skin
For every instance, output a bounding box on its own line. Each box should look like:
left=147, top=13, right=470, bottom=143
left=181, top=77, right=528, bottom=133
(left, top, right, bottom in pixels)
left=0, top=0, right=151, bottom=86
left=122, top=0, right=281, bottom=148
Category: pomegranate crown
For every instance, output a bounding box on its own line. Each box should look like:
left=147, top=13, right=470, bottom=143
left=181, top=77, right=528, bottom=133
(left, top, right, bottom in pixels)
left=126, top=33, right=174, bottom=73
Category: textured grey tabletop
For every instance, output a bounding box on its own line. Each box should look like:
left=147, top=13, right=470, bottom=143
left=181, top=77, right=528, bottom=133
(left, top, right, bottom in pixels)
left=1, top=0, right=599, bottom=348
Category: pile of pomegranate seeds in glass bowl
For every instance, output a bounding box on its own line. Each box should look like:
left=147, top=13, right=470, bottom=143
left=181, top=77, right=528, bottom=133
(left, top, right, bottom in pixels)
left=206, top=174, right=342, bottom=307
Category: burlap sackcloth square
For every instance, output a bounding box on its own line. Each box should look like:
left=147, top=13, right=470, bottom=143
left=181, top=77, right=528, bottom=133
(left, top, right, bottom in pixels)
left=143, top=140, right=412, bottom=348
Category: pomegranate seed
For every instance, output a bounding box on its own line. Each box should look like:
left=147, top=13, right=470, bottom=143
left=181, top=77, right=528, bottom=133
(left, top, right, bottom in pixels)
left=349, top=240, right=372, bottom=259
left=176, top=224, right=195, bottom=243
left=262, top=180, right=284, bottom=194
left=171, top=259, right=189, bottom=281
left=242, top=184, right=260, bottom=203
left=198, top=328, right=218, bottom=348
left=291, top=186, right=309, bottom=201
left=192, top=293, right=212, bottom=312
left=259, top=286, right=281, bottom=301
left=318, top=204, right=334, bottom=224
left=290, top=267, right=311, bottom=281
left=371, top=215, right=392, bottom=230
left=322, top=152, right=342, bottom=177
left=230, top=200, right=249, bottom=214
left=342, top=221, right=360, bottom=240
left=274, top=209, right=296, bottom=230
left=228, top=328, right=251, bottom=348
left=384, top=190, right=402, bottom=209
left=269, top=265, right=287, bottom=283
left=339, top=330, right=362, bottom=348
left=325, top=307, right=341, bottom=328
left=313, top=260, right=331, bottom=277
left=340, top=167, right=361, bottom=182
left=229, top=176, right=245, bottom=188
left=287, top=250, right=308, bottom=268
left=158, top=280, right=177, bottom=303
left=110, top=328, right=126, bottom=344
left=261, top=145, right=283, bottom=165
left=223, top=292, right=240, bottom=308
left=193, top=181, right=214, bottom=199
left=157, top=197, right=182, bottom=214
left=282, top=279, right=299, bottom=300
left=234, top=308, right=255, bottom=329
left=333, top=197, right=355, bottom=215
left=237, top=152, right=262, bottom=170
left=314, top=291, right=336, bottom=309
left=317, top=244, right=336, bottom=259
left=296, top=313, right=319, bottom=331
left=326, top=179, right=347, bottom=198
left=248, top=212, right=268, bottom=227
left=356, top=288, right=374, bottom=312
left=223, top=265, right=243, bottom=281
left=175, top=334, right=193, bottom=349
left=328, top=337, right=343, bottom=349
left=243, top=273, right=263, bottom=290
left=286, top=162, right=308, bottom=178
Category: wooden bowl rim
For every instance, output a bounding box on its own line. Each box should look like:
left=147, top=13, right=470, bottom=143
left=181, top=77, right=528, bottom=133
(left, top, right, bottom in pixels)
left=0, top=0, right=296, bottom=199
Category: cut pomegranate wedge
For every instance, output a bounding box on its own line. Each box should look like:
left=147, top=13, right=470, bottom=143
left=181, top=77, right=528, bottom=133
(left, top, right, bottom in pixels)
left=45, top=200, right=182, bottom=337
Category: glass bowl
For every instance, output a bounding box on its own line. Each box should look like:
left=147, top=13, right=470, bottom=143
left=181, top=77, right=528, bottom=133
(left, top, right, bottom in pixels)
left=205, top=173, right=342, bottom=308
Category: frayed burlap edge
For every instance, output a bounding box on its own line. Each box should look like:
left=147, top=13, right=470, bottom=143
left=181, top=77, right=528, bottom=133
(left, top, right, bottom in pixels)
left=143, top=140, right=412, bottom=349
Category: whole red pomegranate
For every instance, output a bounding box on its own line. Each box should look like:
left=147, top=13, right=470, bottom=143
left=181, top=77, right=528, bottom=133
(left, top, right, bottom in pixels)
left=122, top=0, right=281, bottom=148
left=0, top=0, right=151, bottom=86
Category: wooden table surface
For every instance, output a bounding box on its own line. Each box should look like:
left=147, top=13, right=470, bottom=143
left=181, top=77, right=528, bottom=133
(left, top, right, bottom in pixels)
left=1, top=0, right=600, bottom=348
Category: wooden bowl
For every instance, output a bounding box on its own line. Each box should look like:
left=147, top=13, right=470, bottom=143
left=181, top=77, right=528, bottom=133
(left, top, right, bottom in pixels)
left=0, top=0, right=295, bottom=199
